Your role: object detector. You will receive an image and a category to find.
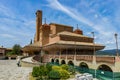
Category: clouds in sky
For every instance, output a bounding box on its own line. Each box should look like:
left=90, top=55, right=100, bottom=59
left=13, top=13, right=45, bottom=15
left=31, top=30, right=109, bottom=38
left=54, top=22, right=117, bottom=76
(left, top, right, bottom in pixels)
left=46, top=0, right=120, bottom=49
left=0, top=2, right=35, bottom=48
left=0, top=0, right=120, bottom=50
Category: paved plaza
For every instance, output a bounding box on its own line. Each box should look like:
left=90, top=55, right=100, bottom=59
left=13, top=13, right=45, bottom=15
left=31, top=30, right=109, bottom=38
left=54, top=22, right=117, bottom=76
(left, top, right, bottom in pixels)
left=0, top=60, right=32, bottom=80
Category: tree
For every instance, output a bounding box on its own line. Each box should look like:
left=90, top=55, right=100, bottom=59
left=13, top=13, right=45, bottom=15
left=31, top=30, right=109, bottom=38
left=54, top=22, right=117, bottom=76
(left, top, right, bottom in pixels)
left=30, top=39, right=32, bottom=44
left=12, top=44, right=21, bottom=55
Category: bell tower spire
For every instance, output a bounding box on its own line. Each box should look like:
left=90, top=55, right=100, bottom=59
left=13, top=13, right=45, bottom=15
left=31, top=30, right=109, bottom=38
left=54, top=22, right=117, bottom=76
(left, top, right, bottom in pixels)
left=36, top=10, right=42, bottom=41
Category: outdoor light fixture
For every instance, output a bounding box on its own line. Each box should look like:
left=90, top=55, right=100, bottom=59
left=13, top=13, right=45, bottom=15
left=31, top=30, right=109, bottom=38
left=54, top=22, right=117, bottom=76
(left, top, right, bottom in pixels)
left=114, top=33, right=119, bottom=56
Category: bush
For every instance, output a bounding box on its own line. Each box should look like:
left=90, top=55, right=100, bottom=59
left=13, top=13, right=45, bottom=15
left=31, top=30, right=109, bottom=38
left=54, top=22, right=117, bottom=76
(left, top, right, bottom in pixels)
left=59, top=69, right=70, bottom=79
left=32, top=66, right=40, bottom=77
left=32, top=65, right=49, bottom=79
left=52, top=66, right=61, bottom=71
left=39, top=65, right=47, bottom=76
left=48, top=70, right=60, bottom=79
left=68, top=66, right=75, bottom=75
left=46, top=63, right=52, bottom=73
left=61, top=64, right=69, bottom=71
left=6, top=52, right=14, bottom=56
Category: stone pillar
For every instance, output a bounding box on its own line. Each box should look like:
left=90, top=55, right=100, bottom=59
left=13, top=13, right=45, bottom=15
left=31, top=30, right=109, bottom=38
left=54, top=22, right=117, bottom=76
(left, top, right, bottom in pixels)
left=66, top=48, right=68, bottom=63
left=92, top=55, right=97, bottom=78
left=74, top=44, right=77, bottom=65
left=8, top=57, right=11, bottom=60
left=59, top=48, right=61, bottom=62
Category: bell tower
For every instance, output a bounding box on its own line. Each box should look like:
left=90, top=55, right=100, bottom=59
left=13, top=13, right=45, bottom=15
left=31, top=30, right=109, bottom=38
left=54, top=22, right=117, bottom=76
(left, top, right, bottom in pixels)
left=36, top=10, right=42, bottom=41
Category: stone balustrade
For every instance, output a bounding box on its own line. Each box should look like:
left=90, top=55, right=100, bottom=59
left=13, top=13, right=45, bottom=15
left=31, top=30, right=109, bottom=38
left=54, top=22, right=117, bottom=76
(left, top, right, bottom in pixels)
left=55, top=55, right=59, bottom=58
left=67, top=55, right=74, bottom=60
left=60, top=55, right=66, bottom=59
left=96, top=56, right=115, bottom=63
left=48, top=54, right=116, bottom=64
left=49, top=55, right=54, bottom=58
left=76, top=55, right=93, bottom=62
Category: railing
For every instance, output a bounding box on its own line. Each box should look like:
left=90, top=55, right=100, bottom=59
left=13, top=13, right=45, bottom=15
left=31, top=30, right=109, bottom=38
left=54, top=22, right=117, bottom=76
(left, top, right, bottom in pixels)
left=49, top=55, right=54, bottom=58
left=60, top=55, right=66, bottom=59
left=55, top=55, right=59, bottom=58
left=67, top=55, right=74, bottom=59
left=76, top=55, right=93, bottom=62
left=96, top=56, right=115, bottom=63
left=49, top=54, right=116, bottom=64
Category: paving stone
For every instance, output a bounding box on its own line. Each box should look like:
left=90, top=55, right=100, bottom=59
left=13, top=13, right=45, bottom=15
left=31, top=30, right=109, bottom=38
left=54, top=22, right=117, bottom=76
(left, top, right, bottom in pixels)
left=0, top=60, right=32, bottom=80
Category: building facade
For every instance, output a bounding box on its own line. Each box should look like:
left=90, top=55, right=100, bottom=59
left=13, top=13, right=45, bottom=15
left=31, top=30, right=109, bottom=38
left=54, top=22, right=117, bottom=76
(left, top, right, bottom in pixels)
left=0, top=47, right=6, bottom=59
left=22, top=10, right=120, bottom=79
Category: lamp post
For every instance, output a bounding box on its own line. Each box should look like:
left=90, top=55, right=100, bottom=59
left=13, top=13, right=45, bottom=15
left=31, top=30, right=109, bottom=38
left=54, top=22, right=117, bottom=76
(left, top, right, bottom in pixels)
left=91, top=32, right=95, bottom=56
left=91, top=32, right=96, bottom=78
left=115, top=33, right=119, bottom=57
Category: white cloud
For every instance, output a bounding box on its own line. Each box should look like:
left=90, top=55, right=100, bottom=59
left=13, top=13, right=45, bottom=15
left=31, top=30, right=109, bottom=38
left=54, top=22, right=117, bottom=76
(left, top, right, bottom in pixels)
left=0, top=3, right=15, bottom=18
left=0, top=34, right=15, bottom=38
left=0, top=4, right=35, bottom=48
left=47, top=0, right=119, bottom=49
left=47, top=0, right=93, bottom=26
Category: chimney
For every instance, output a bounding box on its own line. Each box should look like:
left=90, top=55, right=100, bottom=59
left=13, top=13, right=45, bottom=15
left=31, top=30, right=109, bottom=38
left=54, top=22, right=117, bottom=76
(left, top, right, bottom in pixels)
left=36, top=10, right=42, bottom=41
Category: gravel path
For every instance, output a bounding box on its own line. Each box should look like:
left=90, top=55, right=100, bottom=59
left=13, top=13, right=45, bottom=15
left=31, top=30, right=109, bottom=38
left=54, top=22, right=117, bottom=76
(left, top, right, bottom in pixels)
left=0, top=60, right=32, bottom=80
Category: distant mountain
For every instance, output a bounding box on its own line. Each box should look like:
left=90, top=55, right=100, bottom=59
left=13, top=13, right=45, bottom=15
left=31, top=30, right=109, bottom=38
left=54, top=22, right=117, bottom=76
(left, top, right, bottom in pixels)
left=96, top=49, right=120, bottom=56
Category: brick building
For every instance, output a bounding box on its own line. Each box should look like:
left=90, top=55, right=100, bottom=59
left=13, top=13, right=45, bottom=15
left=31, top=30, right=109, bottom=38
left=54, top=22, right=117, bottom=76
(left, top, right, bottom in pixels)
left=22, top=10, right=104, bottom=57
left=0, top=47, right=6, bottom=59
left=22, top=10, right=120, bottom=79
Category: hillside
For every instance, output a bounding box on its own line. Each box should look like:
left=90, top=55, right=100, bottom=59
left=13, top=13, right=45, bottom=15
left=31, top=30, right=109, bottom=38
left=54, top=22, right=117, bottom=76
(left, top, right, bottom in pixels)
left=96, top=49, right=120, bottom=56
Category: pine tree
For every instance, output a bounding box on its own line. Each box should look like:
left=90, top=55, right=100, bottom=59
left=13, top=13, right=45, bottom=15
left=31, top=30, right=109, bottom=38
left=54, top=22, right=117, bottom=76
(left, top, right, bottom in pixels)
left=30, top=39, right=32, bottom=44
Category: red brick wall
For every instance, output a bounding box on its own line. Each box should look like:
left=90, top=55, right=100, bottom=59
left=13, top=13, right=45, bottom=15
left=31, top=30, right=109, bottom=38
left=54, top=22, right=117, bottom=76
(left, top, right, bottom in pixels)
left=60, top=35, right=93, bottom=43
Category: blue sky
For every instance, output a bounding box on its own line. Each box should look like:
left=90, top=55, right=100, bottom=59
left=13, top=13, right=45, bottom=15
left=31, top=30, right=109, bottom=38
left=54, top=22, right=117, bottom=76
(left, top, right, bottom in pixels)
left=0, top=0, right=120, bottom=50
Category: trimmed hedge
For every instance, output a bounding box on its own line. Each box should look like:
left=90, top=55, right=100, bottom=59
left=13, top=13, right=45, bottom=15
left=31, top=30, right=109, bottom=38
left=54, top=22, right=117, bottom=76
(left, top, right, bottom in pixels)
left=32, top=64, right=72, bottom=79
left=61, top=64, right=69, bottom=71
left=59, top=69, right=70, bottom=79
left=32, top=65, right=48, bottom=78
left=48, top=70, right=61, bottom=79
left=52, top=65, right=61, bottom=70
left=32, top=66, right=40, bottom=77
left=46, top=63, right=52, bottom=73
left=68, top=66, right=75, bottom=74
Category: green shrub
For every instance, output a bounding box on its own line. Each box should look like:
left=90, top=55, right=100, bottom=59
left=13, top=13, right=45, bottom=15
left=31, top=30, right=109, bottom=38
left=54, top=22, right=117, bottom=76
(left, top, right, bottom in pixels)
left=61, top=64, right=69, bottom=71
left=6, top=52, right=14, bottom=56
left=46, top=63, right=52, bottom=73
left=48, top=70, right=60, bottom=79
left=39, top=65, right=48, bottom=76
left=52, top=66, right=61, bottom=70
left=59, top=69, right=70, bottom=79
left=68, top=66, right=75, bottom=74
left=32, top=66, right=40, bottom=77
left=32, top=65, right=48, bottom=77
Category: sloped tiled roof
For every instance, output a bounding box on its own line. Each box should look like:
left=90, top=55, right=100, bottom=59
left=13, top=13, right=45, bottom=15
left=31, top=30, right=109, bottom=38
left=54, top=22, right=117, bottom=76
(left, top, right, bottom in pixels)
left=57, top=31, right=91, bottom=38
left=50, top=23, right=72, bottom=28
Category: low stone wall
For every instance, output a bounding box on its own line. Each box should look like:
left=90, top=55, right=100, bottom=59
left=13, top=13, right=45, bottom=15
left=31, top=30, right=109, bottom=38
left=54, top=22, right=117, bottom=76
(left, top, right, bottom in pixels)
left=20, top=60, right=40, bottom=67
